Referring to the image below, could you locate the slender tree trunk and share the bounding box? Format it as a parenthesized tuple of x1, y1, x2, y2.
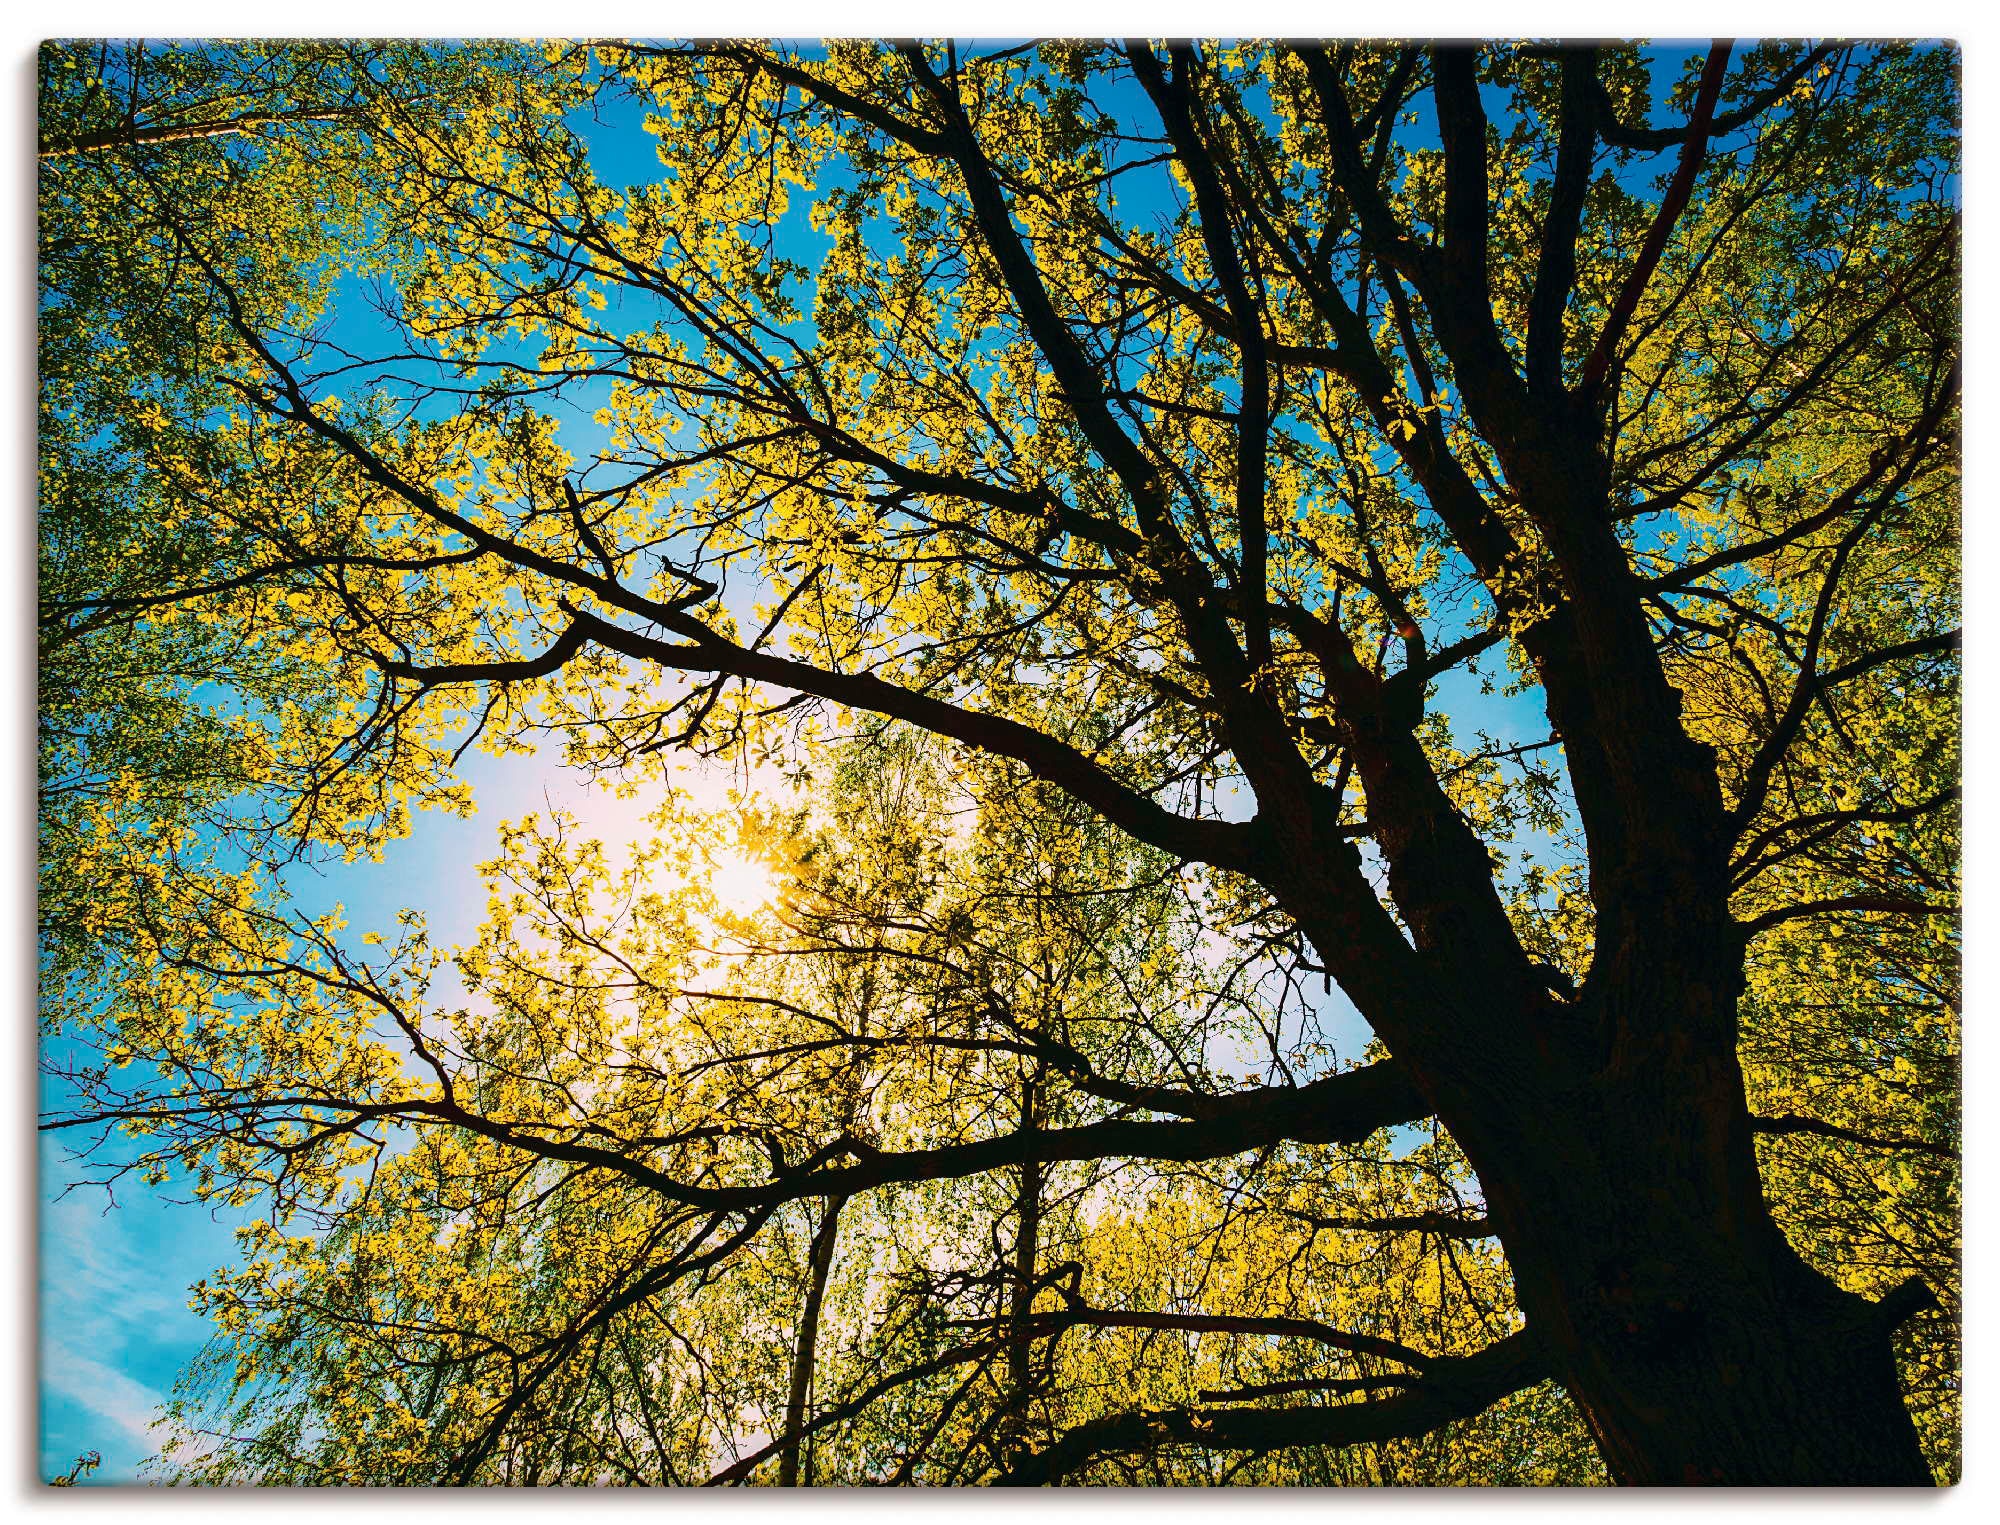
(1007, 1065, 1046, 1405)
(778, 1193, 847, 1487)
(997, 1066, 1047, 1466)
(1008, 1154, 1044, 1404)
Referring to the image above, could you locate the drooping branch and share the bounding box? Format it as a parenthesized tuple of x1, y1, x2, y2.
(704, 1336, 1005, 1485)
(444, 1205, 780, 1484)
(1738, 894, 1954, 935)
(40, 106, 361, 157)
(1280, 1208, 1495, 1240)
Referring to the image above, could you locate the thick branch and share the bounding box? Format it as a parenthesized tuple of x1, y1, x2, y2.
(1526, 48, 1598, 394)
(1739, 894, 1954, 935)
(997, 1327, 1547, 1484)
(1592, 43, 1839, 152)
(52, 1057, 1428, 1216)
(1576, 42, 1733, 398)
(1020, 1306, 1433, 1372)
(1751, 1113, 1954, 1161)
(566, 608, 1255, 873)
(1430, 46, 1494, 305)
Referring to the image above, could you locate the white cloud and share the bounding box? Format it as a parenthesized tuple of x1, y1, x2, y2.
(42, 1185, 189, 1332)
(44, 1344, 169, 1445)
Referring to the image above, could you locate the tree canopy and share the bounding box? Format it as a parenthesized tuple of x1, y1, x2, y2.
(39, 37, 1957, 1486)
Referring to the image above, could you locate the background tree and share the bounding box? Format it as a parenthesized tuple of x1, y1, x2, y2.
(141, 730, 1595, 1485)
(42, 38, 1958, 1485)
(36, 40, 534, 1034)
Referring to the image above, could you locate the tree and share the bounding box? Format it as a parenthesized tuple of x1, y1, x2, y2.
(49, 1450, 104, 1487)
(41, 39, 1958, 1485)
(37, 39, 526, 1029)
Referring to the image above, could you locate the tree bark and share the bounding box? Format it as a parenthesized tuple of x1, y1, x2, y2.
(1496, 1070, 1932, 1484)
(1408, 932, 1933, 1484)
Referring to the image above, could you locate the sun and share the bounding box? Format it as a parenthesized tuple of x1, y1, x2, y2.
(706, 846, 779, 919)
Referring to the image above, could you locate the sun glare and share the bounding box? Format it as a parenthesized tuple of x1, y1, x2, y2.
(707, 848, 778, 919)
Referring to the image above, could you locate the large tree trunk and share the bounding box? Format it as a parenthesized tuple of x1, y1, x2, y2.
(1439, 957, 1933, 1485)
(1504, 1124, 1931, 1484)
(1437, 433, 1937, 1484)
(1548, 1262, 1928, 1485)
